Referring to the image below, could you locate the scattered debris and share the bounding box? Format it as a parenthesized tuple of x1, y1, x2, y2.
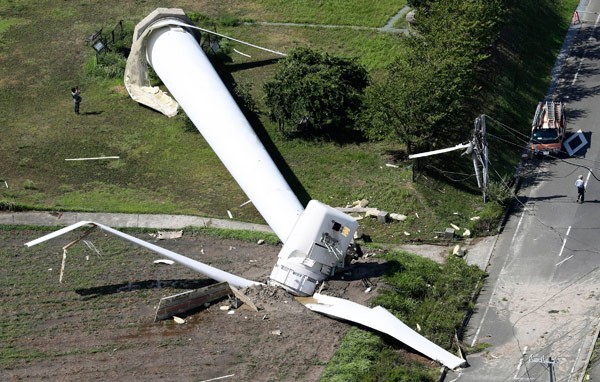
(445, 228, 455, 239)
(364, 287, 372, 293)
(450, 223, 460, 231)
(65, 156, 120, 161)
(227, 210, 233, 219)
(153, 259, 175, 265)
(256, 239, 265, 245)
(470, 216, 480, 221)
(385, 163, 399, 168)
(389, 213, 407, 221)
(198, 374, 235, 382)
(173, 316, 186, 324)
(229, 285, 259, 312)
(271, 330, 281, 336)
(156, 230, 183, 240)
(220, 305, 230, 311)
(377, 210, 389, 223)
(416, 323, 421, 332)
(403, 231, 411, 236)
(154, 282, 231, 321)
(1, 180, 7, 188)
(453, 245, 467, 258)
(227, 310, 235, 315)
(462, 229, 471, 237)
(239, 200, 252, 207)
(415, 212, 419, 219)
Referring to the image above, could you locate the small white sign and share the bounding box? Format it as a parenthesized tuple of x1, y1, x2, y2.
(564, 129, 588, 156)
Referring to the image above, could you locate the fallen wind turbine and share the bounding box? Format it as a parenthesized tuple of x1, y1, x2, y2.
(25, 8, 465, 370)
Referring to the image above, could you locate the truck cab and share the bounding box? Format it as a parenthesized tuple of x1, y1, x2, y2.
(530, 101, 566, 156)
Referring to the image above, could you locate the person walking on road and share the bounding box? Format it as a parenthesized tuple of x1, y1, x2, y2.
(575, 174, 586, 203)
(71, 86, 81, 115)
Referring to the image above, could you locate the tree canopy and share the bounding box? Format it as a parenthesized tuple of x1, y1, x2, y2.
(360, 0, 505, 154)
(263, 47, 369, 136)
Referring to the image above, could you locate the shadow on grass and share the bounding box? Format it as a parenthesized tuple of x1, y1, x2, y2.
(212, 58, 314, 205)
(226, 57, 282, 72)
(330, 261, 389, 281)
(75, 278, 215, 299)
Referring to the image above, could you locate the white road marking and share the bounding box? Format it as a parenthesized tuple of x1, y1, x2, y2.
(585, 170, 592, 186)
(514, 346, 528, 380)
(571, 13, 600, 85)
(556, 255, 574, 267)
(559, 226, 571, 257)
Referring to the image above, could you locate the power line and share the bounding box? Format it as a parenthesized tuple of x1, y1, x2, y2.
(484, 114, 532, 141)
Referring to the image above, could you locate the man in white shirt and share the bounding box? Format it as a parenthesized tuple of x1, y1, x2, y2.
(575, 175, 586, 203)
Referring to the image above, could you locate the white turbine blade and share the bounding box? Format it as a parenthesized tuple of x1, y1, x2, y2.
(297, 293, 466, 370)
(24, 221, 96, 247)
(25, 221, 262, 289)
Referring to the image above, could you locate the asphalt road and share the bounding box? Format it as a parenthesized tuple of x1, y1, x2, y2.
(447, 1, 600, 381)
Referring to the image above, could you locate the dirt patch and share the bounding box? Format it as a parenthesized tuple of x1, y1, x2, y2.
(1, 229, 389, 382)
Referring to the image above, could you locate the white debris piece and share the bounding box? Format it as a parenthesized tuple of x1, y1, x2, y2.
(156, 230, 183, 240)
(220, 306, 230, 311)
(257, 239, 265, 245)
(389, 213, 407, 221)
(462, 229, 471, 237)
(153, 259, 175, 265)
(450, 223, 460, 231)
(452, 245, 460, 256)
(404, 231, 411, 236)
(173, 316, 186, 324)
(271, 330, 281, 336)
(352, 199, 370, 208)
(470, 216, 480, 221)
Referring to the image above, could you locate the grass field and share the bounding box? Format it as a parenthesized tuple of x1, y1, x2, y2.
(0, 0, 578, 246)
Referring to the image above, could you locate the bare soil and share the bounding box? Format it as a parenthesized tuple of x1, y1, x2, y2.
(1, 229, 393, 382)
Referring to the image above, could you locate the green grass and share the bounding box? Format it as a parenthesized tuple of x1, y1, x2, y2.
(212, 0, 407, 27)
(321, 250, 485, 381)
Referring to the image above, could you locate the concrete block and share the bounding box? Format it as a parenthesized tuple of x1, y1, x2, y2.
(377, 211, 389, 223)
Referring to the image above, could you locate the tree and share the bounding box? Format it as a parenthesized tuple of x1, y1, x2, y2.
(263, 47, 369, 136)
(360, 0, 504, 155)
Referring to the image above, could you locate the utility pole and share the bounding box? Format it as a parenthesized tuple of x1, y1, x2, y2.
(472, 115, 489, 202)
(528, 355, 558, 382)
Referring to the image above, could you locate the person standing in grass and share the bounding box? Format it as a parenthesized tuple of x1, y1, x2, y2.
(71, 86, 81, 114)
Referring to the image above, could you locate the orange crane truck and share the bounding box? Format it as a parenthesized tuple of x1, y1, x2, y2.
(530, 101, 566, 156)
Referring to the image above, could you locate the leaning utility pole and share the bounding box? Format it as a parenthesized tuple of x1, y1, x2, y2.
(472, 115, 489, 202)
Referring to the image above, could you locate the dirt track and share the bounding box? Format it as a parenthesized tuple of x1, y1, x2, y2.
(1, 229, 390, 382)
